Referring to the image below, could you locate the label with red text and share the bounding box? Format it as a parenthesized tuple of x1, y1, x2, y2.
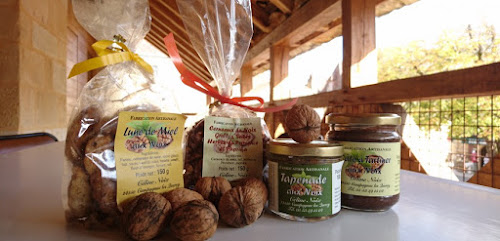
(202, 116, 263, 181)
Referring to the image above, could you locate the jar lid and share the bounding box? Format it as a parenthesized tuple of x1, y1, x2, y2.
(267, 139, 343, 157)
(325, 113, 401, 125)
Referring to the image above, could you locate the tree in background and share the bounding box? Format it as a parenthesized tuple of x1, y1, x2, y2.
(378, 24, 500, 82)
(379, 24, 500, 155)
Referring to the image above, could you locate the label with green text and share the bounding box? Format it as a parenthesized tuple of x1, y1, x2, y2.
(340, 141, 400, 197)
(268, 161, 343, 217)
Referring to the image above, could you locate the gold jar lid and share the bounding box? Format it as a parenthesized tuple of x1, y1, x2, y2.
(267, 139, 343, 157)
(325, 113, 401, 125)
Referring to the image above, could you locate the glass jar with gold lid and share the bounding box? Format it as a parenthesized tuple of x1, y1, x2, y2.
(326, 113, 401, 211)
(266, 139, 344, 222)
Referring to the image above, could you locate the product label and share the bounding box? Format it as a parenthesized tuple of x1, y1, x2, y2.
(340, 141, 400, 197)
(202, 116, 263, 181)
(114, 111, 186, 206)
(268, 161, 343, 217)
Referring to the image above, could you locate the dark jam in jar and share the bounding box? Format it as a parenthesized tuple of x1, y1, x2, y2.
(326, 113, 401, 211)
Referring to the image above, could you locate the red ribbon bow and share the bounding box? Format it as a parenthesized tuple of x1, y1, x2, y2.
(163, 33, 297, 112)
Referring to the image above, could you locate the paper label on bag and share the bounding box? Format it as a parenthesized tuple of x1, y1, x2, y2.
(115, 111, 186, 206)
(202, 116, 263, 181)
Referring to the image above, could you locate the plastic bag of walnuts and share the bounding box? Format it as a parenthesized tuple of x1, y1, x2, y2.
(170, 0, 285, 188)
(63, 0, 179, 227)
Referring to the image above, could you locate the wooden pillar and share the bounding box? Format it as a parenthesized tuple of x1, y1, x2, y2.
(268, 44, 290, 138)
(270, 44, 289, 101)
(240, 64, 253, 96)
(342, 0, 377, 89)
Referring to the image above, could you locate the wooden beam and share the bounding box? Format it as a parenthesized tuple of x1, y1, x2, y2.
(270, 44, 289, 101)
(342, 0, 377, 89)
(271, 63, 500, 108)
(240, 64, 253, 96)
(145, 35, 212, 83)
(270, 0, 293, 14)
(252, 2, 272, 33)
(245, 0, 341, 67)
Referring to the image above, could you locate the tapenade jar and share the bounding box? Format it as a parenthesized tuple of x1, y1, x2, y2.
(326, 113, 401, 211)
(266, 139, 344, 222)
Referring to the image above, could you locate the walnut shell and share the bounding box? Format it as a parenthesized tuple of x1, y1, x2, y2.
(195, 177, 231, 206)
(236, 177, 268, 209)
(170, 199, 218, 241)
(285, 104, 321, 143)
(122, 192, 172, 241)
(84, 134, 115, 176)
(90, 174, 118, 215)
(65, 106, 102, 165)
(218, 186, 264, 228)
(67, 166, 92, 219)
(163, 188, 203, 211)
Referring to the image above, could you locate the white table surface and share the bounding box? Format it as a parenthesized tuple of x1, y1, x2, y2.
(1, 142, 500, 241)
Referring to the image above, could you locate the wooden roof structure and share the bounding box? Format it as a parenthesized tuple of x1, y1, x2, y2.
(145, 0, 418, 83)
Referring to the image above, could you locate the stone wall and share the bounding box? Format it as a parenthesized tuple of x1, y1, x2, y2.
(0, 0, 68, 140)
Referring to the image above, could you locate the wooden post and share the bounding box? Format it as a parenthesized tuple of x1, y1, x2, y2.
(270, 44, 290, 101)
(342, 0, 377, 89)
(240, 64, 253, 96)
(268, 44, 290, 138)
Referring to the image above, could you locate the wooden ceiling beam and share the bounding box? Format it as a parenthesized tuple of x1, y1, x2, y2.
(145, 29, 212, 82)
(146, 26, 211, 80)
(149, 22, 205, 68)
(244, 0, 341, 67)
(269, 0, 293, 14)
(145, 35, 212, 82)
(251, 2, 272, 33)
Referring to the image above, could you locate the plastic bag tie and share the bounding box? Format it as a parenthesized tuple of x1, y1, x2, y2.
(68, 40, 153, 78)
(163, 33, 297, 113)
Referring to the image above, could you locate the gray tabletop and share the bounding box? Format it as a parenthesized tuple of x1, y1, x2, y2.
(1, 142, 499, 241)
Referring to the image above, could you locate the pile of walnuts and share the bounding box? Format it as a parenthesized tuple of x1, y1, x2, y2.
(65, 105, 160, 228)
(122, 176, 268, 241)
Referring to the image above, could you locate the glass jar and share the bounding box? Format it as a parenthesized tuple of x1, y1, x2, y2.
(326, 113, 401, 211)
(266, 139, 344, 222)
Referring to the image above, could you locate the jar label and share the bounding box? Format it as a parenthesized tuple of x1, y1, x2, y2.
(202, 116, 263, 181)
(340, 141, 400, 197)
(115, 111, 186, 207)
(268, 161, 343, 217)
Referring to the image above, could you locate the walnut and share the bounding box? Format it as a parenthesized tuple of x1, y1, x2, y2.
(90, 174, 118, 215)
(125, 135, 150, 153)
(67, 166, 92, 219)
(345, 162, 365, 178)
(65, 106, 102, 165)
(154, 131, 173, 149)
(163, 188, 203, 211)
(195, 177, 232, 206)
(84, 134, 115, 176)
(170, 200, 218, 241)
(285, 104, 321, 143)
(218, 186, 264, 228)
(235, 177, 268, 208)
(122, 192, 172, 241)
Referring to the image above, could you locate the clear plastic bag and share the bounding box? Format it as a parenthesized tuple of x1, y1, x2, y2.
(176, 0, 272, 187)
(63, 0, 178, 227)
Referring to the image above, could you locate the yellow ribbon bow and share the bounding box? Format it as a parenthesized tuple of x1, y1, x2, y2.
(67, 40, 153, 79)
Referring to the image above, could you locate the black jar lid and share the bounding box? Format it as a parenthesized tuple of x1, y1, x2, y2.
(267, 139, 343, 157)
(325, 113, 401, 125)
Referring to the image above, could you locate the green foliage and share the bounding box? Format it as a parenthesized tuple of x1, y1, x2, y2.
(379, 24, 500, 141)
(378, 24, 500, 83)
